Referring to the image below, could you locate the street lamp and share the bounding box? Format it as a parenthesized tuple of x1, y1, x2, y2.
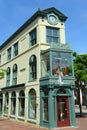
(78, 81, 84, 116)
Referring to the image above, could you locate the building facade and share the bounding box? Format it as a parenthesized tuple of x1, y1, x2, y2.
(0, 7, 76, 128)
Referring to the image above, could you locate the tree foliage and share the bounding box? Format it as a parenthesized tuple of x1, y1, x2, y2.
(0, 69, 6, 79)
(73, 52, 87, 86)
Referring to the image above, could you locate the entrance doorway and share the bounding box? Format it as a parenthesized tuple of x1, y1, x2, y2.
(56, 96, 70, 127)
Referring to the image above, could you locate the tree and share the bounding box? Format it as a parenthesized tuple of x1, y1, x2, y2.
(0, 69, 6, 79)
(73, 52, 87, 116)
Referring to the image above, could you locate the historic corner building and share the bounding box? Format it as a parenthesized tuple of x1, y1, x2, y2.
(0, 7, 76, 128)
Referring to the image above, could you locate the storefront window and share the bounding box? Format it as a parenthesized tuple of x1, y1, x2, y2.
(52, 51, 73, 76)
(29, 89, 36, 119)
(41, 52, 50, 77)
(11, 91, 16, 115)
(4, 92, 9, 114)
(0, 93, 3, 113)
(43, 98, 48, 121)
(19, 90, 25, 117)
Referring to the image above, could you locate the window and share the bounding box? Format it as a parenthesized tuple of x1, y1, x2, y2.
(41, 52, 50, 77)
(29, 55, 37, 81)
(13, 42, 18, 57)
(29, 89, 36, 119)
(11, 91, 16, 115)
(7, 47, 11, 60)
(0, 55, 1, 65)
(52, 51, 73, 76)
(43, 98, 48, 121)
(19, 90, 25, 117)
(29, 28, 37, 47)
(4, 92, 9, 114)
(12, 64, 18, 85)
(6, 67, 11, 86)
(46, 27, 59, 44)
(0, 93, 3, 114)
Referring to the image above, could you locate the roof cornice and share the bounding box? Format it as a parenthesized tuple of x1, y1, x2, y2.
(0, 7, 67, 51)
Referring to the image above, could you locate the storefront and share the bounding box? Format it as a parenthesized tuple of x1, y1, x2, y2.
(40, 44, 76, 128)
(0, 92, 3, 117)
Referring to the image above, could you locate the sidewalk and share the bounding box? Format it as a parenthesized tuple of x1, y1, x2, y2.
(0, 117, 87, 130)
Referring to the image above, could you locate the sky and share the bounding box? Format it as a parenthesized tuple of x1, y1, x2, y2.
(0, 0, 87, 54)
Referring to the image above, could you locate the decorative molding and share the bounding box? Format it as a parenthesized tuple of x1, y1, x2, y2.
(50, 43, 72, 50)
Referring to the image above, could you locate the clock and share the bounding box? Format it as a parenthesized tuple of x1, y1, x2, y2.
(47, 13, 58, 25)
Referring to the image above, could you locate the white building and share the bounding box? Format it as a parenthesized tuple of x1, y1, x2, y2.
(0, 7, 76, 128)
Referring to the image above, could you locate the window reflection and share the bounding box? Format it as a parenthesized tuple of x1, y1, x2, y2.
(4, 92, 9, 114)
(29, 89, 36, 119)
(41, 52, 50, 77)
(46, 27, 59, 44)
(43, 98, 48, 121)
(11, 91, 16, 115)
(52, 52, 72, 76)
(29, 55, 37, 81)
(19, 90, 25, 117)
(0, 93, 3, 113)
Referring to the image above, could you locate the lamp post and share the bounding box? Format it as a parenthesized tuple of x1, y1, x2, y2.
(78, 81, 84, 117)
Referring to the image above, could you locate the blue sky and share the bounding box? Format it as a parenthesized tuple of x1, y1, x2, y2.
(0, 0, 87, 54)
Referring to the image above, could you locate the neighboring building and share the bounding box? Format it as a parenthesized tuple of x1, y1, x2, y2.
(0, 7, 76, 128)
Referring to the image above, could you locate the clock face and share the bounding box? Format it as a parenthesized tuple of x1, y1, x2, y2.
(49, 15, 56, 23)
(47, 14, 58, 25)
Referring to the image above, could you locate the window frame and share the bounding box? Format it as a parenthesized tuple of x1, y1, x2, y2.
(29, 28, 37, 47)
(28, 89, 36, 119)
(13, 42, 18, 57)
(7, 47, 12, 60)
(46, 27, 59, 44)
(18, 90, 25, 117)
(4, 92, 9, 114)
(12, 64, 18, 85)
(11, 91, 16, 115)
(29, 55, 37, 81)
(6, 67, 11, 86)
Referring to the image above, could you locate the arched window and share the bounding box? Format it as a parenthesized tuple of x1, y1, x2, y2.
(29, 55, 37, 81)
(19, 90, 25, 117)
(0, 93, 3, 114)
(57, 89, 66, 94)
(11, 91, 16, 115)
(4, 92, 9, 114)
(12, 64, 18, 85)
(6, 67, 11, 86)
(29, 89, 36, 119)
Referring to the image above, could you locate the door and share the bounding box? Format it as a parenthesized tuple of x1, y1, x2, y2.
(56, 96, 70, 127)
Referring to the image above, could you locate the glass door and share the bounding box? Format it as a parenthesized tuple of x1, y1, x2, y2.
(56, 96, 70, 127)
